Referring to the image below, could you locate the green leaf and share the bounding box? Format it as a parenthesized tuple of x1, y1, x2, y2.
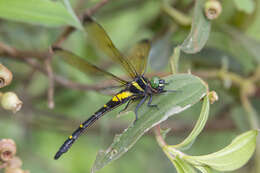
(0, 0, 82, 29)
(91, 74, 207, 173)
(173, 159, 187, 173)
(181, 0, 211, 54)
(233, 0, 255, 14)
(160, 127, 172, 140)
(149, 30, 173, 71)
(172, 95, 210, 150)
(184, 130, 258, 171)
(246, 1, 260, 40)
(195, 166, 213, 173)
(62, 0, 83, 30)
(221, 24, 260, 64)
(173, 157, 197, 173)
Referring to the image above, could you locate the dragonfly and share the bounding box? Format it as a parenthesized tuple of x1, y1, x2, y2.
(52, 16, 169, 160)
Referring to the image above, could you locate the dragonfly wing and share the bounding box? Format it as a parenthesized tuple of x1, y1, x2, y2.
(52, 46, 127, 85)
(83, 16, 137, 79)
(126, 39, 151, 75)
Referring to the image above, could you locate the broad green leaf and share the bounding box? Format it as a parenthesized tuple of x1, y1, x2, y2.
(91, 74, 207, 173)
(173, 156, 197, 173)
(184, 130, 258, 171)
(233, 0, 255, 14)
(0, 0, 82, 29)
(181, 0, 211, 54)
(172, 95, 210, 150)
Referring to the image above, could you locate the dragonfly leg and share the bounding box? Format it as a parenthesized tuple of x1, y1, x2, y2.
(119, 99, 132, 113)
(147, 95, 159, 110)
(134, 95, 148, 123)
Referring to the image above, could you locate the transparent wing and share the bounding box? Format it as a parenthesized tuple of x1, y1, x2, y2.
(126, 39, 151, 75)
(52, 46, 127, 85)
(83, 16, 137, 79)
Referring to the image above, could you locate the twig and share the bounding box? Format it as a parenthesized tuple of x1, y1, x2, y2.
(45, 55, 55, 109)
(0, 42, 46, 60)
(84, 0, 109, 16)
(0, 45, 115, 92)
(162, 2, 191, 26)
(24, 58, 104, 91)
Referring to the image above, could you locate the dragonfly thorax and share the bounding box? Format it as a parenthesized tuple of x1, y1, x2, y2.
(128, 76, 165, 95)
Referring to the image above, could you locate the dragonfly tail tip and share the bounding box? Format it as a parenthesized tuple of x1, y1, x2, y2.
(54, 152, 61, 160)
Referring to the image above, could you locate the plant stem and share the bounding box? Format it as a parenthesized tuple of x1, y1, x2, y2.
(170, 46, 181, 74)
(154, 125, 167, 148)
(162, 2, 191, 26)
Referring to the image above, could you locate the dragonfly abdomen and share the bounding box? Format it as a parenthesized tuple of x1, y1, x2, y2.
(54, 91, 133, 160)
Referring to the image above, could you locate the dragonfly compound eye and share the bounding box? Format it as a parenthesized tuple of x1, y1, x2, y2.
(150, 76, 160, 89)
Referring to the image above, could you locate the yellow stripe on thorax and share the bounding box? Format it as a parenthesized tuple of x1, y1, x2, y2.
(132, 81, 144, 92)
(112, 91, 133, 102)
(141, 77, 147, 84)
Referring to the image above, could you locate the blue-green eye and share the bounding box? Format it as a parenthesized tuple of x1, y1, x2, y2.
(150, 76, 160, 89)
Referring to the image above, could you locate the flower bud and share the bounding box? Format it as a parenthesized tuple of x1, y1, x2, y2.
(0, 139, 16, 162)
(1, 92, 22, 113)
(208, 91, 219, 104)
(0, 64, 13, 88)
(204, 0, 222, 20)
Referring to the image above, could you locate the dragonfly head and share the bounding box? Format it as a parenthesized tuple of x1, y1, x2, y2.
(150, 76, 165, 92)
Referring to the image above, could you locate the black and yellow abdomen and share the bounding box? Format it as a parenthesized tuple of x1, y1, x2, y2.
(54, 90, 134, 159)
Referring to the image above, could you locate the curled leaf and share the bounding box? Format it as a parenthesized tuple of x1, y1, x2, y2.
(184, 130, 258, 171)
(181, 0, 211, 54)
(171, 95, 210, 150)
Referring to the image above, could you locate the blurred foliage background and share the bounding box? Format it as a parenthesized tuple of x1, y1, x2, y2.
(0, 0, 260, 173)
